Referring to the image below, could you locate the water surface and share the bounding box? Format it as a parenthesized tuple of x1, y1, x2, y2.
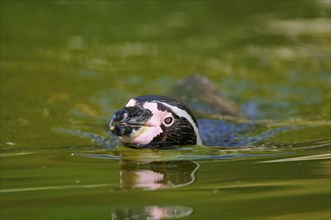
(1, 1, 330, 219)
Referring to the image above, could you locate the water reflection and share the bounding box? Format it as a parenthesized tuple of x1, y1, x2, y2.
(111, 205, 193, 220)
(114, 154, 197, 219)
(119, 159, 200, 190)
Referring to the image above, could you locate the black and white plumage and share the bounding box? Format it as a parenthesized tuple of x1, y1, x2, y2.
(110, 95, 202, 148)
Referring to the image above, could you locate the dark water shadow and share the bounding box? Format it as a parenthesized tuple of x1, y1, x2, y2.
(197, 119, 289, 147)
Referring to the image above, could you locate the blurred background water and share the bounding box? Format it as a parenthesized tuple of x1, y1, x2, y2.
(1, 1, 330, 220)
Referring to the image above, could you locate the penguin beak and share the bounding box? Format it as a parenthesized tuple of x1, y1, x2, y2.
(110, 105, 165, 146)
(109, 107, 151, 137)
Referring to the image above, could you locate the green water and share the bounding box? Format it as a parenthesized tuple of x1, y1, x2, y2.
(1, 1, 330, 220)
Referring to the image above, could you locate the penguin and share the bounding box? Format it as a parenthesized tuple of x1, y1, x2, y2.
(110, 95, 202, 148)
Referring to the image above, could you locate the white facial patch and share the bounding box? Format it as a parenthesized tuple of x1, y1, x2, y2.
(120, 126, 163, 145)
(125, 99, 137, 107)
(142, 102, 171, 127)
(159, 102, 202, 146)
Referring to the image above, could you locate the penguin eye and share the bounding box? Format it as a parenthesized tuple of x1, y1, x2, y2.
(163, 116, 173, 126)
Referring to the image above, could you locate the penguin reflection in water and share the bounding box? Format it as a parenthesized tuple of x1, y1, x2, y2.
(110, 95, 202, 148)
